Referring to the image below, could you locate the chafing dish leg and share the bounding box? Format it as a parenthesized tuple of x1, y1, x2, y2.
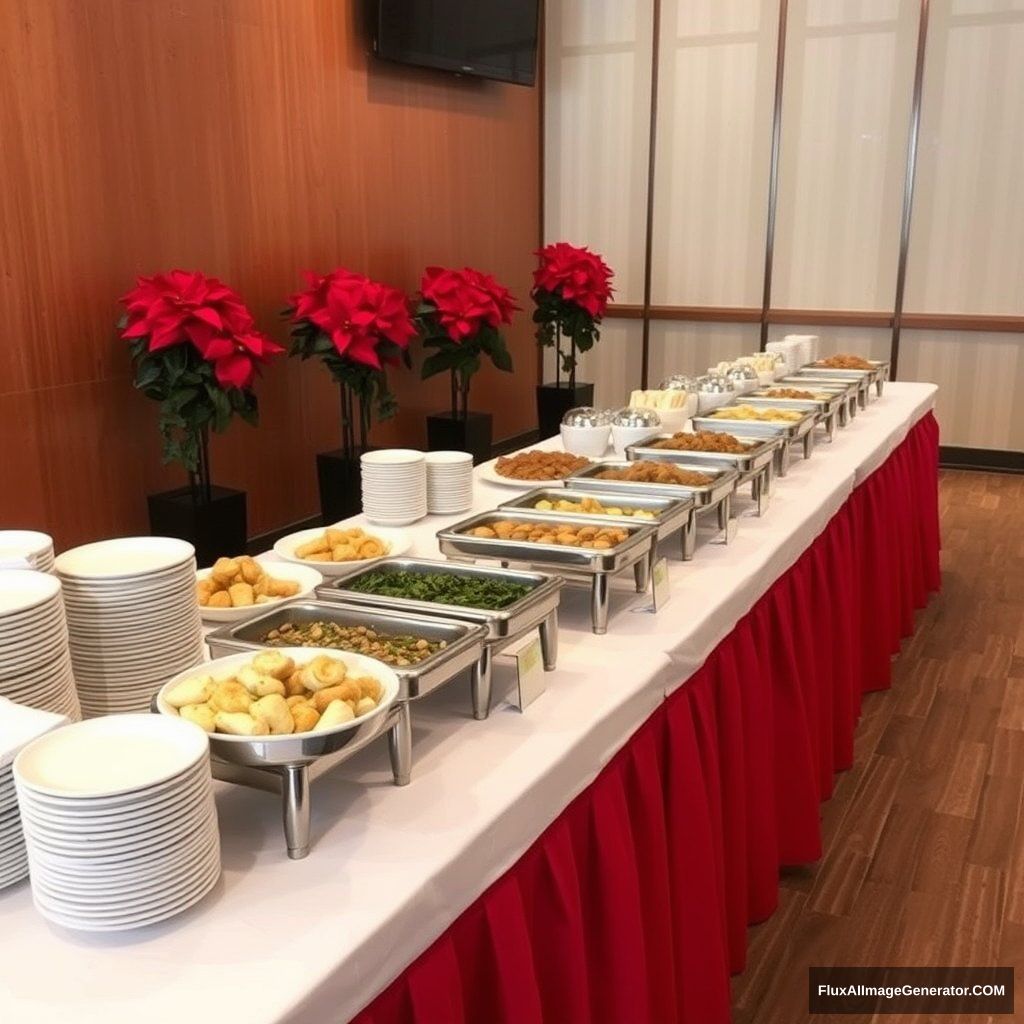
(282, 765, 311, 861)
(764, 458, 775, 495)
(387, 702, 413, 786)
(633, 556, 650, 593)
(717, 494, 732, 537)
(876, 378, 884, 397)
(777, 443, 790, 477)
(539, 610, 559, 670)
(824, 413, 835, 442)
(471, 646, 493, 720)
(803, 429, 815, 459)
(681, 511, 696, 561)
(858, 387, 867, 409)
(591, 575, 610, 634)
(838, 402, 848, 428)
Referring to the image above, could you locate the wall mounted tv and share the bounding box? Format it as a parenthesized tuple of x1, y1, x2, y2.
(374, 1, 540, 87)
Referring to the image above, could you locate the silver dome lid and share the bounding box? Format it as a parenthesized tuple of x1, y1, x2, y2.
(562, 406, 612, 427)
(725, 364, 758, 381)
(612, 406, 661, 428)
(696, 374, 736, 394)
(659, 374, 698, 391)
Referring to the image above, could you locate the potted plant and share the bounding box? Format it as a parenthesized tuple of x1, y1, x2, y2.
(119, 269, 284, 564)
(416, 265, 518, 463)
(286, 269, 415, 521)
(531, 242, 614, 438)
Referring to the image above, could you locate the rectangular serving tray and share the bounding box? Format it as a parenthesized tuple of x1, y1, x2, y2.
(317, 557, 563, 643)
(692, 405, 817, 443)
(777, 375, 861, 419)
(205, 600, 489, 703)
(799, 359, 889, 397)
(495, 486, 695, 548)
(436, 510, 657, 576)
(565, 459, 739, 507)
(624, 434, 779, 477)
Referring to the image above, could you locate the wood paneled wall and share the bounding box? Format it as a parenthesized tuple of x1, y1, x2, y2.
(0, 0, 540, 549)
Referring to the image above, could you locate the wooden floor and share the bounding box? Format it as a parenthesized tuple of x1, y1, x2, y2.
(732, 469, 1024, 1024)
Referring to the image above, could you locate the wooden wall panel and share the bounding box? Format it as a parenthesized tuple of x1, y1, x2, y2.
(0, 0, 540, 548)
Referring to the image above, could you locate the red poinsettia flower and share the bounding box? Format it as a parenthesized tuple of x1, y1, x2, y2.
(532, 242, 614, 319)
(119, 269, 282, 388)
(421, 266, 519, 342)
(289, 268, 416, 368)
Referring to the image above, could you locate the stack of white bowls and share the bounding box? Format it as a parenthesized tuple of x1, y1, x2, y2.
(0, 697, 70, 890)
(55, 537, 203, 717)
(425, 451, 474, 514)
(361, 449, 428, 525)
(0, 571, 81, 720)
(14, 714, 220, 931)
(0, 531, 55, 572)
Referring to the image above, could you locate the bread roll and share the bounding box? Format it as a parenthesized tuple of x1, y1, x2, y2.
(208, 679, 252, 714)
(252, 651, 295, 680)
(314, 699, 356, 731)
(250, 694, 294, 735)
(214, 711, 269, 736)
(164, 675, 213, 709)
(290, 704, 320, 733)
(179, 703, 216, 733)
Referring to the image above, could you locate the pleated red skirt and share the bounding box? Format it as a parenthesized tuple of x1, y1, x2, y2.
(353, 412, 941, 1024)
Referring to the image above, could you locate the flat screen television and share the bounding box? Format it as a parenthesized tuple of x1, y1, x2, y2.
(374, 1, 540, 86)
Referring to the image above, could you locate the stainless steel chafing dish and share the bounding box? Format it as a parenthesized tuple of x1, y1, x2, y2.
(691, 404, 818, 470)
(318, 557, 563, 712)
(436, 511, 657, 636)
(206, 600, 490, 790)
(565, 459, 739, 545)
(777, 375, 860, 422)
(742, 391, 842, 442)
(797, 358, 889, 401)
(496, 485, 697, 561)
(623, 434, 780, 516)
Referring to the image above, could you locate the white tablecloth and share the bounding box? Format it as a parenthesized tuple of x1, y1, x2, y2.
(0, 382, 937, 1024)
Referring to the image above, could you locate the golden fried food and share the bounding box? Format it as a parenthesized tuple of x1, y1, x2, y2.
(463, 519, 630, 549)
(815, 354, 874, 370)
(197, 555, 301, 609)
(294, 527, 390, 564)
(709, 405, 803, 423)
(594, 461, 714, 487)
(756, 387, 822, 400)
(166, 653, 385, 738)
(650, 431, 753, 454)
(494, 450, 591, 480)
(532, 496, 656, 519)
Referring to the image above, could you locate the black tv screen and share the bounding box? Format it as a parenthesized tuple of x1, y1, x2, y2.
(375, 1, 540, 86)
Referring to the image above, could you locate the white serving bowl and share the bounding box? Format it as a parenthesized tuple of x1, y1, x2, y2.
(273, 525, 412, 576)
(195, 561, 323, 623)
(611, 424, 662, 457)
(559, 423, 610, 457)
(156, 647, 401, 766)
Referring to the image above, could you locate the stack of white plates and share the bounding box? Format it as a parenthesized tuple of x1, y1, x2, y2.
(425, 451, 474, 514)
(0, 571, 81, 720)
(14, 714, 220, 932)
(361, 449, 428, 525)
(55, 538, 203, 717)
(0, 531, 55, 572)
(0, 697, 70, 890)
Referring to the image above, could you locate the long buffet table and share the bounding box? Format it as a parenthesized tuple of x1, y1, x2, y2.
(0, 382, 940, 1024)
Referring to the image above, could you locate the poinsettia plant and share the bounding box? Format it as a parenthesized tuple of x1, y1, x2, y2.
(119, 270, 283, 498)
(286, 269, 415, 457)
(416, 266, 518, 419)
(531, 242, 614, 388)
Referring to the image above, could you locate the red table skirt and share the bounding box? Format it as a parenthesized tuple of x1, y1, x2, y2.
(353, 413, 941, 1024)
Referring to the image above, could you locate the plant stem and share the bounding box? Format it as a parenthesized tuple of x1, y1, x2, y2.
(555, 325, 561, 389)
(570, 332, 577, 391)
(358, 391, 369, 451)
(450, 369, 458, 420)
(197, 425, 212, 503)
(341, 383, 356, 461)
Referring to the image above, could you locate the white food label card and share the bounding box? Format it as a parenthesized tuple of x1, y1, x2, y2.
(506, 637, 545, 711)
(651, 557, 671, 611)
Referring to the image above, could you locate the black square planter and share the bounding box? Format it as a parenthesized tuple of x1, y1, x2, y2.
(316, 448, 365, 524)
(536, 381, 595, 439)
(147, 485, 247, 566)
(426, 411, 492, 465)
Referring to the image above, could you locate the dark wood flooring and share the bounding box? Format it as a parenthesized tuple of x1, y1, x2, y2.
(732, 469, 1024, 1024)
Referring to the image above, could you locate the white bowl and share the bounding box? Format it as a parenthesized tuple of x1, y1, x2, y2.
(560, 423, 610, 457)
(195, 562, 323, 623)
(156, 647, 400, 745)
(273, 525, 411, 576)
(611, 424, 663, 457)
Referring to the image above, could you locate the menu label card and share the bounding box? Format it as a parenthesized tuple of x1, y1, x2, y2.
(511, 637, 545, 711)
(651, 557, 671, 611)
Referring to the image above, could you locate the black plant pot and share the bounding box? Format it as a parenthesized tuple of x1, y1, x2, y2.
(316, 448, 367, 524)
(536, 381, 595, 439)
(147, 485, 247, 566)
(426, 411, 493, 465)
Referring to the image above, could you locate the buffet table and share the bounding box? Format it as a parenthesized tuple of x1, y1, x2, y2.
(0, 383, 940, 1024)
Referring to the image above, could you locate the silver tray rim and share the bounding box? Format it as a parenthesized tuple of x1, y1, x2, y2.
(691, 406, 817, 440)
(624, 433, 779, 474)
(565, 459, 738, 505)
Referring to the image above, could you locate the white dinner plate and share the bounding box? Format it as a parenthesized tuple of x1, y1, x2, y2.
(54, 537, 195, 580)
(274, 526, 412, 576)
(0, 571, 62, 617)
(479, 463, 585, 489)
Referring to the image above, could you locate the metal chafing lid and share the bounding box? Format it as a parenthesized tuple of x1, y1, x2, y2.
(612, 406, 661, 428)
(696, 374, 736, 394)
(561, 406, 613, 427)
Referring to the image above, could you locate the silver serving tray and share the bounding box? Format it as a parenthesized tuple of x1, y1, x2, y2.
(692, 404, 817, 441)
(745, 391, 845, 418)
(436, 510, 657, 575)
(624, 434, 779, 476)
(317, 557, 563, 642)
(777, 375, 861, 415)
(495, 486, 694, 545)
(800, 359, 888, 396)
(566, 460, 738, 506)
(205, 600, 488, 702)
